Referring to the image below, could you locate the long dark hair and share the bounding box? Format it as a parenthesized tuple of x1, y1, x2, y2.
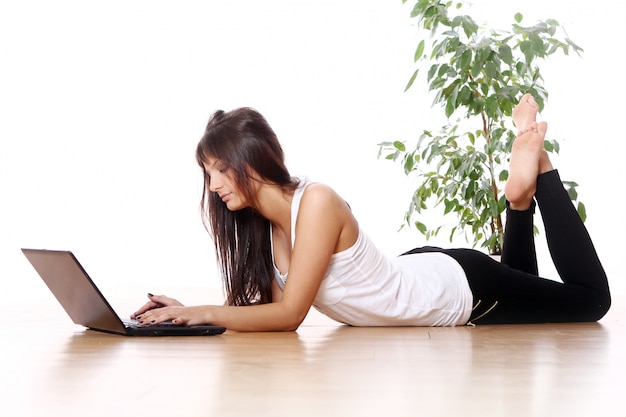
(196, 107, 299, 306)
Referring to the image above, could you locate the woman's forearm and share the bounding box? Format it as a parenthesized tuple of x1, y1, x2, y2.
(202, 301, 308, 332)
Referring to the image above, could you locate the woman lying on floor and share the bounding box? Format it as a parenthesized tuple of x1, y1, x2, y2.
(132, 94, 610, 331)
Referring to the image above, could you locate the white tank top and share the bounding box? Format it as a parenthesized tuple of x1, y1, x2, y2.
(272, 178, 473, 326)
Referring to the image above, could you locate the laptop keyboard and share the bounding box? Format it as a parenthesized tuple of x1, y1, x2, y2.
(124, 320, 175, 328)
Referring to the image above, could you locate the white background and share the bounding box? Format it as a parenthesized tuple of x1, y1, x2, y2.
(1, 0, 624, 306)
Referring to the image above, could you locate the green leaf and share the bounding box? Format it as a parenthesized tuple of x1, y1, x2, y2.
(566, 187, 578, 201)
(577, 202, 587, 222)
(565, 37, 584, 55)
(409, 2, 422, 18)
(461, 16, 479, 38)
(485, 61, 498, 80)
(449, 226, 457, 242)
(393, 141, 406, 152)
(427, 64, 438, 83)
(544, 140, 554, 152)
(458, 49, 472, 71)
(414, 40, 425, 62)
(499, 44, 513, 65)
(445, 99, 455, 117)
(514, 13, 523, 23)
(485, 95, 499, 119)
(403, 155, 415, 174)
(444, 199, 454, 214)
(405, 69, 419, 92)
(415, 221, 428, 235)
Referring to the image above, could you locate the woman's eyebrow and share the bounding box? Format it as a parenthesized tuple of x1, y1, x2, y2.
(204, 159, 220, 171)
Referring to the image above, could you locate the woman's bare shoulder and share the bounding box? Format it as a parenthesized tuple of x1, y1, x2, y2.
(300, 182, 347, 207)
(298, 182, 358, 252)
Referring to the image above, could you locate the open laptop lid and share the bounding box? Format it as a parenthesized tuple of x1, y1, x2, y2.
(21, 249, 225, 336)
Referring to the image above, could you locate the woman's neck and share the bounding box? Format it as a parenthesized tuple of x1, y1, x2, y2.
(255, 183, 294, 234)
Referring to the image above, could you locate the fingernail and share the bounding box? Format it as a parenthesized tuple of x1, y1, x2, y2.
(148, 293, 154, 297)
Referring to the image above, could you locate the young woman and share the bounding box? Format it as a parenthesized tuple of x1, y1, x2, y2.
(131, 95, 611, 331)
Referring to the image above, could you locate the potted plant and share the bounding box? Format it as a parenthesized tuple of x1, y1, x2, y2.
(379, 0, 586, 255)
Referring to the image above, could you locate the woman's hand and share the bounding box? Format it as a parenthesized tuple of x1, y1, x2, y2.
(131, 293, 212, 326)
(130, 293, 183, 320)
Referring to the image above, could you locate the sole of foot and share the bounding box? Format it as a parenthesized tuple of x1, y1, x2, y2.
(505, 121, 548, 210)
(512, 93, 539, 134)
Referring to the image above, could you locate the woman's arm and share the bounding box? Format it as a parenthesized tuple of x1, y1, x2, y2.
(133, 184, 356, 332)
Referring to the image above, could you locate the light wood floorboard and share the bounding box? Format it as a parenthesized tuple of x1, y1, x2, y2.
(2, 290, 625, 417)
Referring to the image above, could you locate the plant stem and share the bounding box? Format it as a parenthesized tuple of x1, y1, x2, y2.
(482, 111, 504, 255)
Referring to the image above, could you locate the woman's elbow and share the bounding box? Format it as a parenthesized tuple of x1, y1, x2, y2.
(278, 305, 309, 331)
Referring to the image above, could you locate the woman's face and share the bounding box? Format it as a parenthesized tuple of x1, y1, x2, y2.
(203, 156, 249, 211)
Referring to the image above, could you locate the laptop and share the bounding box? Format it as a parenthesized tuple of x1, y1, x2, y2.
(21, 248, 226, 336)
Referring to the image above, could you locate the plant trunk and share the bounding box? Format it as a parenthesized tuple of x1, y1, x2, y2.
(483, 112, 504, 256)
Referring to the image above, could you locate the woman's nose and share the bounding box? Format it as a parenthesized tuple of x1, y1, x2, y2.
(208, 176, 222, 193)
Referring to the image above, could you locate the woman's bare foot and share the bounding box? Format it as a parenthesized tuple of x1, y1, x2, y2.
(505, 121, 549, 210)
(512, 93, 539, 134)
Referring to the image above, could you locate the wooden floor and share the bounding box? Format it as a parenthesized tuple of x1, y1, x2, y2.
(2, 290, 625, 417)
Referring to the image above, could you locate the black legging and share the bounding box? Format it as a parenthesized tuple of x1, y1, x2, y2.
(402, 170, 611, 325)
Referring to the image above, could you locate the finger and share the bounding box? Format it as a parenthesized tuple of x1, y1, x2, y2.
(135, 306, 190, 326)
(136, 292, 171, 314)
(135, 309, 169, 325)
(147, 311, 186, 326)
(148, 293, 184, 307)
(131, 300, 163, 319)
